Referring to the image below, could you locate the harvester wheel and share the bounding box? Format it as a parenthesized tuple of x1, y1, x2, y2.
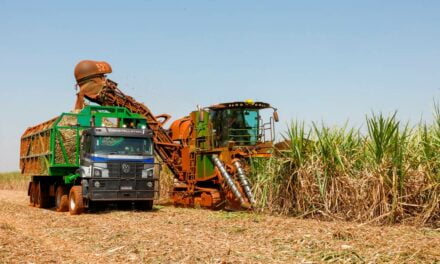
(55, 186, 69, 212)
(69, 186, 84, 215)
(134, 200, 153, 211)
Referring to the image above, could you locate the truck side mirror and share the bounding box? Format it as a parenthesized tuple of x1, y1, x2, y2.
(273, 111, 279, 122)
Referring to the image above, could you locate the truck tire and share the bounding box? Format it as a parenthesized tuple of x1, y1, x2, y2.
(69, 186, 84, 215)
(34, 182, 41, 208)
(134, 200, 153, 211)
(35, 182, 50, 208)
(55, 186, 69, 212)
(29, 182, 36, 206)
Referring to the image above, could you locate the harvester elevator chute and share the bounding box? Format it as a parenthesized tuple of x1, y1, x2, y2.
(233, 159, 256, 205)
(212, 155, 250, 209)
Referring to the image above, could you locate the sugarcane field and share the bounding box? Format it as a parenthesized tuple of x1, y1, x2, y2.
(1, 2, 440, 264)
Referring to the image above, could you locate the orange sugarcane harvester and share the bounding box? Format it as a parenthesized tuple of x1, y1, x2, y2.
(74, 60, 279, 210)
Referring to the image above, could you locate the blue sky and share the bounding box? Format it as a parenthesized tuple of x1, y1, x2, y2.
(0, 1, 439, 171)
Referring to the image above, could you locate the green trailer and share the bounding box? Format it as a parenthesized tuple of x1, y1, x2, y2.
(20, 106, 159, 214)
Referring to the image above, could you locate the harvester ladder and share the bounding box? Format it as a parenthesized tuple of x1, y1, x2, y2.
(188, 152, 196, 192)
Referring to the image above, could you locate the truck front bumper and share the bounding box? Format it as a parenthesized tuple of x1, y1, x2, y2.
(84, 178, 159, 201)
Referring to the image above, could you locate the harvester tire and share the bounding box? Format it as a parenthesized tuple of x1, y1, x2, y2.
(55, 186, 69, 212)
(134, 200, 153, 211)
(69, 186, 84, 215)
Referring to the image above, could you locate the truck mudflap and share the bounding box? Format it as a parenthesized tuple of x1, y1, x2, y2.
(83, 178, 159, 201)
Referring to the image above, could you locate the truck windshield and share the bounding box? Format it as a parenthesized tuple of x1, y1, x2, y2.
(93, 136, 153, 156)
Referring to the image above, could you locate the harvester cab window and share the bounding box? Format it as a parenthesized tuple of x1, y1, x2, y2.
(242, 110, 259, 144)
(212, 109, 259, 147)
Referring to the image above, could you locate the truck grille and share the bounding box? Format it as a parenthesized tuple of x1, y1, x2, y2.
(107, 162, 144, 178)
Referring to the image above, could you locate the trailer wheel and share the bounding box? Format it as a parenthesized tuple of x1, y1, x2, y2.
(134, 200, 153, 211)
(34, 182, 42, 208)
(55, 186, 69, 212)
(29, 182, 36, 206)
(35, 182, 50, 208)
(69, 186, 84, 215)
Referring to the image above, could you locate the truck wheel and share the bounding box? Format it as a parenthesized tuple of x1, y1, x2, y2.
(69, 186, 84, 215)
(55, 186, 69, 212)
(35, 182, 50, 208)
(134, 200, 153, 211)
(34, 182, 41, 208)
(29, 182, 36, 206)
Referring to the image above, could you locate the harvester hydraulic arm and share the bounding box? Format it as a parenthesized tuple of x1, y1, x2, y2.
(76, 77, 182, 179)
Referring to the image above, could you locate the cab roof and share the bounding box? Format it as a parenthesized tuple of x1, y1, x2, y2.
(208, 101, 271, 110)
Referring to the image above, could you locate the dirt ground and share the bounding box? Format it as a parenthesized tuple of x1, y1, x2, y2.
(0, 190, 438, 263)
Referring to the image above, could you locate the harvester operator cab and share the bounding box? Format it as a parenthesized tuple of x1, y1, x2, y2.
(209, 101, 278, 148)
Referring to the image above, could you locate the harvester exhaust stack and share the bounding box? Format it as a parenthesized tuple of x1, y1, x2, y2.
(233, 160, 255, 205)
(212, 155, 250, 209)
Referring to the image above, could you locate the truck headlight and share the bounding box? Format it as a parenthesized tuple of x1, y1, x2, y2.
(147, 182, 153, 188)
(93, 168, 109, 177)
(94, 169, 102, 177)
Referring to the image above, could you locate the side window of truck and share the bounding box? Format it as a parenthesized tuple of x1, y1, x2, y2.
(84, 135, 91, 154)
(81, 134, 91, 156)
